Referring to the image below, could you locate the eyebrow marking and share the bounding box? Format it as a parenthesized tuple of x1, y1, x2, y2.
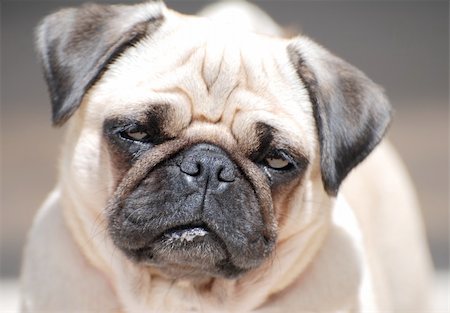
(150, 85, 195, 124)
(250, 122, 275, 161)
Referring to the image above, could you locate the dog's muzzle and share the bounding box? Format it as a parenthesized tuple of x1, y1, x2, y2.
(107, 143, 275, 278)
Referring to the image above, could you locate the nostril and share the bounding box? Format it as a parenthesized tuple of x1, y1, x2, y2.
(180, 160, 202, 176)
(218, 167, 235, 182)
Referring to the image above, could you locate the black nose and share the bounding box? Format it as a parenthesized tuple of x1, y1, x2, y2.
(179, 144, 236, 190)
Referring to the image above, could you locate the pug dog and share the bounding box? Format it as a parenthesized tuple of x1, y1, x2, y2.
(21, 1, 432, 312)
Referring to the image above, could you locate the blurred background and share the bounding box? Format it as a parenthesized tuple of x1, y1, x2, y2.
(1, 0, 448, 310)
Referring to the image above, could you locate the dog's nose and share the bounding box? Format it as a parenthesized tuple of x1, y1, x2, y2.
(179, 144, 236, 190)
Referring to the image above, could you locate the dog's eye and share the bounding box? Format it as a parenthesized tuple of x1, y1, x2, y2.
(263, 150, 294, 171)
(265, 157, 290, 170)
(120, 130, 150, 142)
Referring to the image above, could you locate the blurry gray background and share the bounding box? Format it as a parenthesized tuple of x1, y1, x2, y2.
(1, 0, 448, 279)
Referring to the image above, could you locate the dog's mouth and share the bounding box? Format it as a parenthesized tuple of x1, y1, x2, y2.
(161, 223, 210, 243)
(152, 222, 219, 250)
(120, 222, 245, 278)
(125, 222, 214, 252)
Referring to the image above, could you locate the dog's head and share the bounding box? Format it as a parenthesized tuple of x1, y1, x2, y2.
(36, 1, 391, 279)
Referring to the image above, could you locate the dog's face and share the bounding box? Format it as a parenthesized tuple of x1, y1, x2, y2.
(36, 2, 391, 279)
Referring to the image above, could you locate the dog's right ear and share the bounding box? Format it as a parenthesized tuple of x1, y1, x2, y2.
(36, 1, 165, 126)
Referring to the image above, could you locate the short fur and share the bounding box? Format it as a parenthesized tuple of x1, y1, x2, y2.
(22, 1, 432, 312)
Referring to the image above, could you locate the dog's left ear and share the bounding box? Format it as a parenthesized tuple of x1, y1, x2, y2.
(288, 37, 392, 196)
(36, 1, 165, 126)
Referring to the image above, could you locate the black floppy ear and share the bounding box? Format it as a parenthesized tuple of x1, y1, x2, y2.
(288, 37, 392, 196)
(36, 1, 165, 126)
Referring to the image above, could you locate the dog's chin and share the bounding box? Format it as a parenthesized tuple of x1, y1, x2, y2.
(120, 225, 248, 279)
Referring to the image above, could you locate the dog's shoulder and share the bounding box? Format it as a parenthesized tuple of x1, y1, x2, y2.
(21, 189, 119, 311)
(342, 141, 433, 311)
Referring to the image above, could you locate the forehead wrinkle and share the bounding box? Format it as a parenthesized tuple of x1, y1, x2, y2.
(201, 43, 224, 92)
(211, 44, 242, 95)
(149, 85, 194, 123)
(192, 40, 244, 123)
(270, 50, 289, 85)
(260, 58, 269, 84)
(175, 43, 204, 72)
(238, 41, 274, 92)
(201, 22, 246, 93)
(239, 49, 250, 90)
